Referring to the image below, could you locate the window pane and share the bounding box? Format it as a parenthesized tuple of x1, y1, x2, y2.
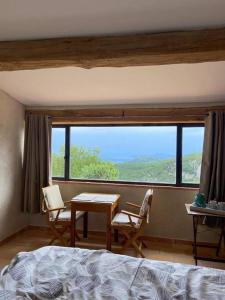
(70, 126, 177, 184)
(182, 127, 204, 184)
(52, 128, 65, 177)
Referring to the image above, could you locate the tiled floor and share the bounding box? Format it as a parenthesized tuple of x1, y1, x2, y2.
(0, 227, 225, 270)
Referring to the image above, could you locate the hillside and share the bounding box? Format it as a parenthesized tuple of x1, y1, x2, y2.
(52, 145, 202, 184)
(116, 153, 202, 184)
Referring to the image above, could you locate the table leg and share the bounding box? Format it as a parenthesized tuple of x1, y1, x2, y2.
(70, 209, 76, 247)
(216, 220, 225, 256)
(192, 215, 198, 266)
(114, 204, 119, 243)
(83, 212, 88, 239)
(106, 207, 112, 251)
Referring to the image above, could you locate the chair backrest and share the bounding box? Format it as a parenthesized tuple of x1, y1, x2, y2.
(139, 189, 153, 223)
(42, 185, 64, 219)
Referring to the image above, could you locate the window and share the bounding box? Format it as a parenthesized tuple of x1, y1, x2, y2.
(182, 126, 204, 184)
(51, 124, 204, 186)
(52, 127, 66, 178)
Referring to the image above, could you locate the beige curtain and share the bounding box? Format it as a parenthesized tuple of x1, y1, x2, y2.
(22, 114, 52, 213)
(200, 111, 225, 203)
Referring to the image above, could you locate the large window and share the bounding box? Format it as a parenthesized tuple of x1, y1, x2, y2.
(51, 124, 204, 186)
(52, 127, 65, 178)
(182, 126, 204, 184)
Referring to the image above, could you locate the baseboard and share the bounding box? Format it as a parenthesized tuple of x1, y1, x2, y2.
(0, 226, 29, 246)
(3, 225, 217, 248)
(140, 235, 218, 247)
(27, 225, 50, 231)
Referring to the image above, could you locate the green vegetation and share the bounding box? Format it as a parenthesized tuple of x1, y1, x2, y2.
(182, 153, 202, 184)
(52, 145, 118, 180)
(52, 145, 202, 184)
(116, 157, 176, 183)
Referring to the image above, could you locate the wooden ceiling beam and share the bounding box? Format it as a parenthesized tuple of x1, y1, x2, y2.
(52, 116, 204, 124)
(1, 27, 225, 71)
(26, 106, 225, 118)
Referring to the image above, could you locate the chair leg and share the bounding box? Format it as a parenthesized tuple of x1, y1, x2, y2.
(75, 231, 81, 241)
(130, 232, 145, 258)
(49, 225, 68, 246)
(48, 236, 57, 245)
(142, 240, 148, 248)
(139, 240, 143, 251)
(114, 229, 119, 243)
(59, 227, 69, 246)
(120, 231, 132, 252)
(133, 241, 145, 258)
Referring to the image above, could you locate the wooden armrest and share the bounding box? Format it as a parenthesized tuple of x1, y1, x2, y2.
(47, 207, 65, 212)
(121, 210, 144, 219)
(64, 200, 71, 206)
(125, 202, 141, 209)
(64, 200, 71, 204)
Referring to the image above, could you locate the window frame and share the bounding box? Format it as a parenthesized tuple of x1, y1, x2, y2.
(51, 123, 204, 187)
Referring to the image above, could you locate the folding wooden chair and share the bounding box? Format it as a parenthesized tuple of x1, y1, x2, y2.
(111, 189, 153, 258)
(42, 185, 86, 246)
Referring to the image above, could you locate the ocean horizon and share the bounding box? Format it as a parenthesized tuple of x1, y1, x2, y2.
(52, 126, 204, 163)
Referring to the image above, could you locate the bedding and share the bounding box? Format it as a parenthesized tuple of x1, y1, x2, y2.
(0, 246, 225, 299)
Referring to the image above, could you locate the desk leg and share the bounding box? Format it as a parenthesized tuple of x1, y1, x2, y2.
(70, 210, 76, 247)
(106, 207, 112, 251)
(193, 215, 198, 266)
(114, 205, 119, 243)
(83, 212, 88, 239)
(216, 220, 225, 256)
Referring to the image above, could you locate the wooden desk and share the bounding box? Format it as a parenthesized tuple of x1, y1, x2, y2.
(71, 193, 120, 250)
(185, 204, 225, 265)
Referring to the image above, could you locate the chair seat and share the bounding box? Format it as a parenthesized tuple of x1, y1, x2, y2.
(112, 213, 139, 228)
(51, 210, 84, 221)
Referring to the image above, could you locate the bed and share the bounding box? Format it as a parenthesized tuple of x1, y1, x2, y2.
(0, 246, 225, 299)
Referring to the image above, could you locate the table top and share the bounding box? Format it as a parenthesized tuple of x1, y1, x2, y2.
(71, 192, 120, 204)
(185, 203, 225, 218)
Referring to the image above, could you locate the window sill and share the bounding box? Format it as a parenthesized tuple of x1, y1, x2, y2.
(52, 179, 199, 191)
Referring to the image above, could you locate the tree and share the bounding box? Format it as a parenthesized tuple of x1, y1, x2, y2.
(52, 145, 65, 177)
(80, 162, 119, 180)
(52, 145, 119, 180)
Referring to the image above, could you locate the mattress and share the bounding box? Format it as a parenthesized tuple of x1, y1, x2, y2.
(0, 246, 225, 299)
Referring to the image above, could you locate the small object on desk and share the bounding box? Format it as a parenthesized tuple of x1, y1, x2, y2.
(218, 202, 225, 210)
(208, 200, 218, 209)
(190, 204, 225, 217)
(192, 192, 206, 208)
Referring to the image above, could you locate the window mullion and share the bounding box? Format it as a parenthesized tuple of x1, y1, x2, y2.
(176, 125, 182, 185)
(65, 126, 70, 180)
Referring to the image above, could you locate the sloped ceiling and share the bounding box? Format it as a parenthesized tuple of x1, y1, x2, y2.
(0, 0, 225, 106)
(1, 0, 225, 41)
(0, 62, 225, 106)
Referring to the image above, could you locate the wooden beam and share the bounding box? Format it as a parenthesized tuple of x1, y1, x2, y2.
(26, 106, 225, 118)
(52, 116, 204, 124)
(1, 28, 225, 71)
(26, 105, 225, 123)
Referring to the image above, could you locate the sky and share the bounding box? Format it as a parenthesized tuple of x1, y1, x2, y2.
(52, 126, 204, 163)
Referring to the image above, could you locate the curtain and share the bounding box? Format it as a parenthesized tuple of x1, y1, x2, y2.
(22, 114, 52, 213)
(200, 111, 225, 203)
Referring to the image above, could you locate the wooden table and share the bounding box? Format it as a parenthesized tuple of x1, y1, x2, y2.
(71, 193, 120, 250)
(185, 204, 225, 265)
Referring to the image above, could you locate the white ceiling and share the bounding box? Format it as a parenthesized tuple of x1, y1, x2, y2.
(0, 0, 225, 107)
(0, 0, 225, 41)
(1, 62, 225, 106)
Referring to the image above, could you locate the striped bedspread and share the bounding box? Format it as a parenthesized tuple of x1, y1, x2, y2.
(0, 246, 225, 299)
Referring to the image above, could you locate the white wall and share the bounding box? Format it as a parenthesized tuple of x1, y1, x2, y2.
(0, 90, 28, 241)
